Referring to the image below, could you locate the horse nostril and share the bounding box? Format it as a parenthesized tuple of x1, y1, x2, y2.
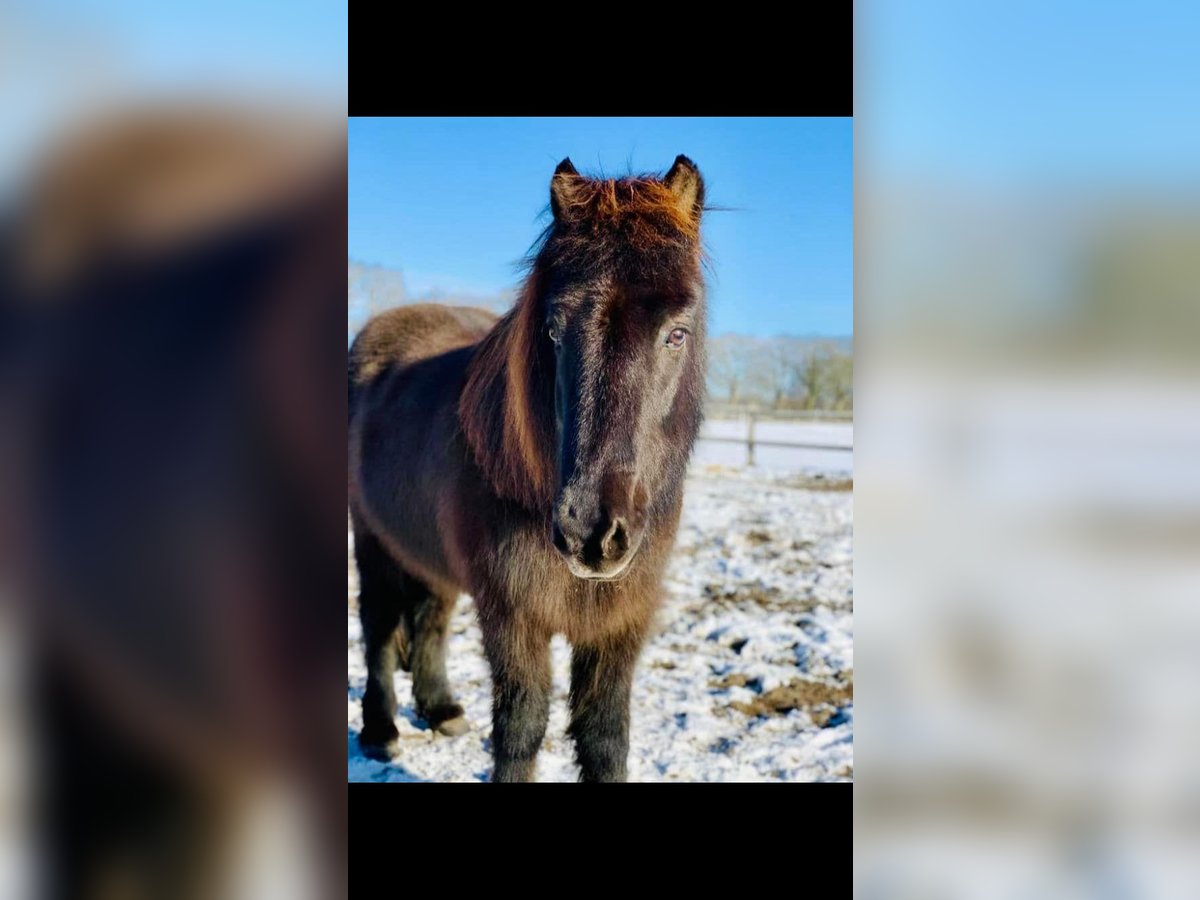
(551, 523, 570, 554)
(600, 517, 629, 560)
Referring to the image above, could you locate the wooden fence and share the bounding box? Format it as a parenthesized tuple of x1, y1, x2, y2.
(698, 409, 853, 467)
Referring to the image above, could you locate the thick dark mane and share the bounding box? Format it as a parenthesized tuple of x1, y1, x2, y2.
(458, 274, 556, 511)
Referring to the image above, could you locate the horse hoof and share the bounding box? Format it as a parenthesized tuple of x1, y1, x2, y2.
(359, 734, 400, 761)
(435, 715, 470, 737)
(420, 701, 466, 734)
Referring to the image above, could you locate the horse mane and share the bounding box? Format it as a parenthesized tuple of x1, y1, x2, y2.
(458, 171, 703, 512)
(458, 271, 556, 511)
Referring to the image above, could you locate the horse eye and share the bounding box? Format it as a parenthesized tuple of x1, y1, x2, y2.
(547, 323, 560, 344)
(666, 328, 688, 348)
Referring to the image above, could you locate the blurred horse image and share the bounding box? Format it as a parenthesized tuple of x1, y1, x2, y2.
(1, 107, 346, 899)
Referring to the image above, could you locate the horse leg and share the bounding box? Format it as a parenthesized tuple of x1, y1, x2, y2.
(480, 614, 551, 783)
(408, 586, 469, 736)
(568, 629, 646, 782)
(354, 526, 406, 761)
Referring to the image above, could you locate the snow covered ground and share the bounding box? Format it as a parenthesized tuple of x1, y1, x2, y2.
(348, 439, 854, 783)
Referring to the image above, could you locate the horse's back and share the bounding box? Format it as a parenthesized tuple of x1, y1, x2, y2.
(349, 303, 497, 398)
(348, 304, 496, 592)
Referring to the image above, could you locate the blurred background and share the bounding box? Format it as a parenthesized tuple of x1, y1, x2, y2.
(856, 1, 1200, 896)
(347, 118, 856, 783)
(1, 1, 346, 898)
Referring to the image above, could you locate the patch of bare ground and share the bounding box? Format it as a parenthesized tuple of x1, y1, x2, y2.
(730, 672, 853, 725)
(711, 672, 759, 690)
(781, 473, 853, 492)
(702, 582, 823, 614)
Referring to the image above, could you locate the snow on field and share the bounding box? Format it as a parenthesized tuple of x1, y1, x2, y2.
(348, 456, 853, 783)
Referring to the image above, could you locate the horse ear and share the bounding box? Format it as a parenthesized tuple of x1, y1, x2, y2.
(550, 157, 581, 222)
(663, 155, 705, 221)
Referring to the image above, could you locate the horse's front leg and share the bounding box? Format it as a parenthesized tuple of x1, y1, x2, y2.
(480, 611, 551, 783)
(568, 629, 646, 783)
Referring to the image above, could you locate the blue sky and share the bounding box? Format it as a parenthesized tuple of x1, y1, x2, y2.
(349, 118, 853, 337)
(2, 1, 346, 198)
(26, 0, 347, 98)
(865, 1, 1200, 186)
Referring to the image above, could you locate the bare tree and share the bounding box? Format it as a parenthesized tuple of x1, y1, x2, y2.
(707, 335, 762, 405)
(797, 348, 824, 410)
(823, 351, 853, 410)
(764, 337, 811, 408)
(789, 343, 854, 410)
(706, 333, 853, 413)
(348, 260, 409, 339)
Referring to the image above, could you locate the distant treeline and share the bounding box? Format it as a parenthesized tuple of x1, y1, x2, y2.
(707, 334, 852, 412)
(349, 260, 852, 411)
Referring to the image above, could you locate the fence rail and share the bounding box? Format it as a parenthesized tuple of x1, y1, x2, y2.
(698, 410, 853, 466)
(704, 405, 853, 423)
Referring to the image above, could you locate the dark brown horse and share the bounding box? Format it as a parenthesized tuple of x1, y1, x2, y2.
(348, 155, 707, 782)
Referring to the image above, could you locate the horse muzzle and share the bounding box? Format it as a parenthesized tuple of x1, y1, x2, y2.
(550, 506, 643, 580)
